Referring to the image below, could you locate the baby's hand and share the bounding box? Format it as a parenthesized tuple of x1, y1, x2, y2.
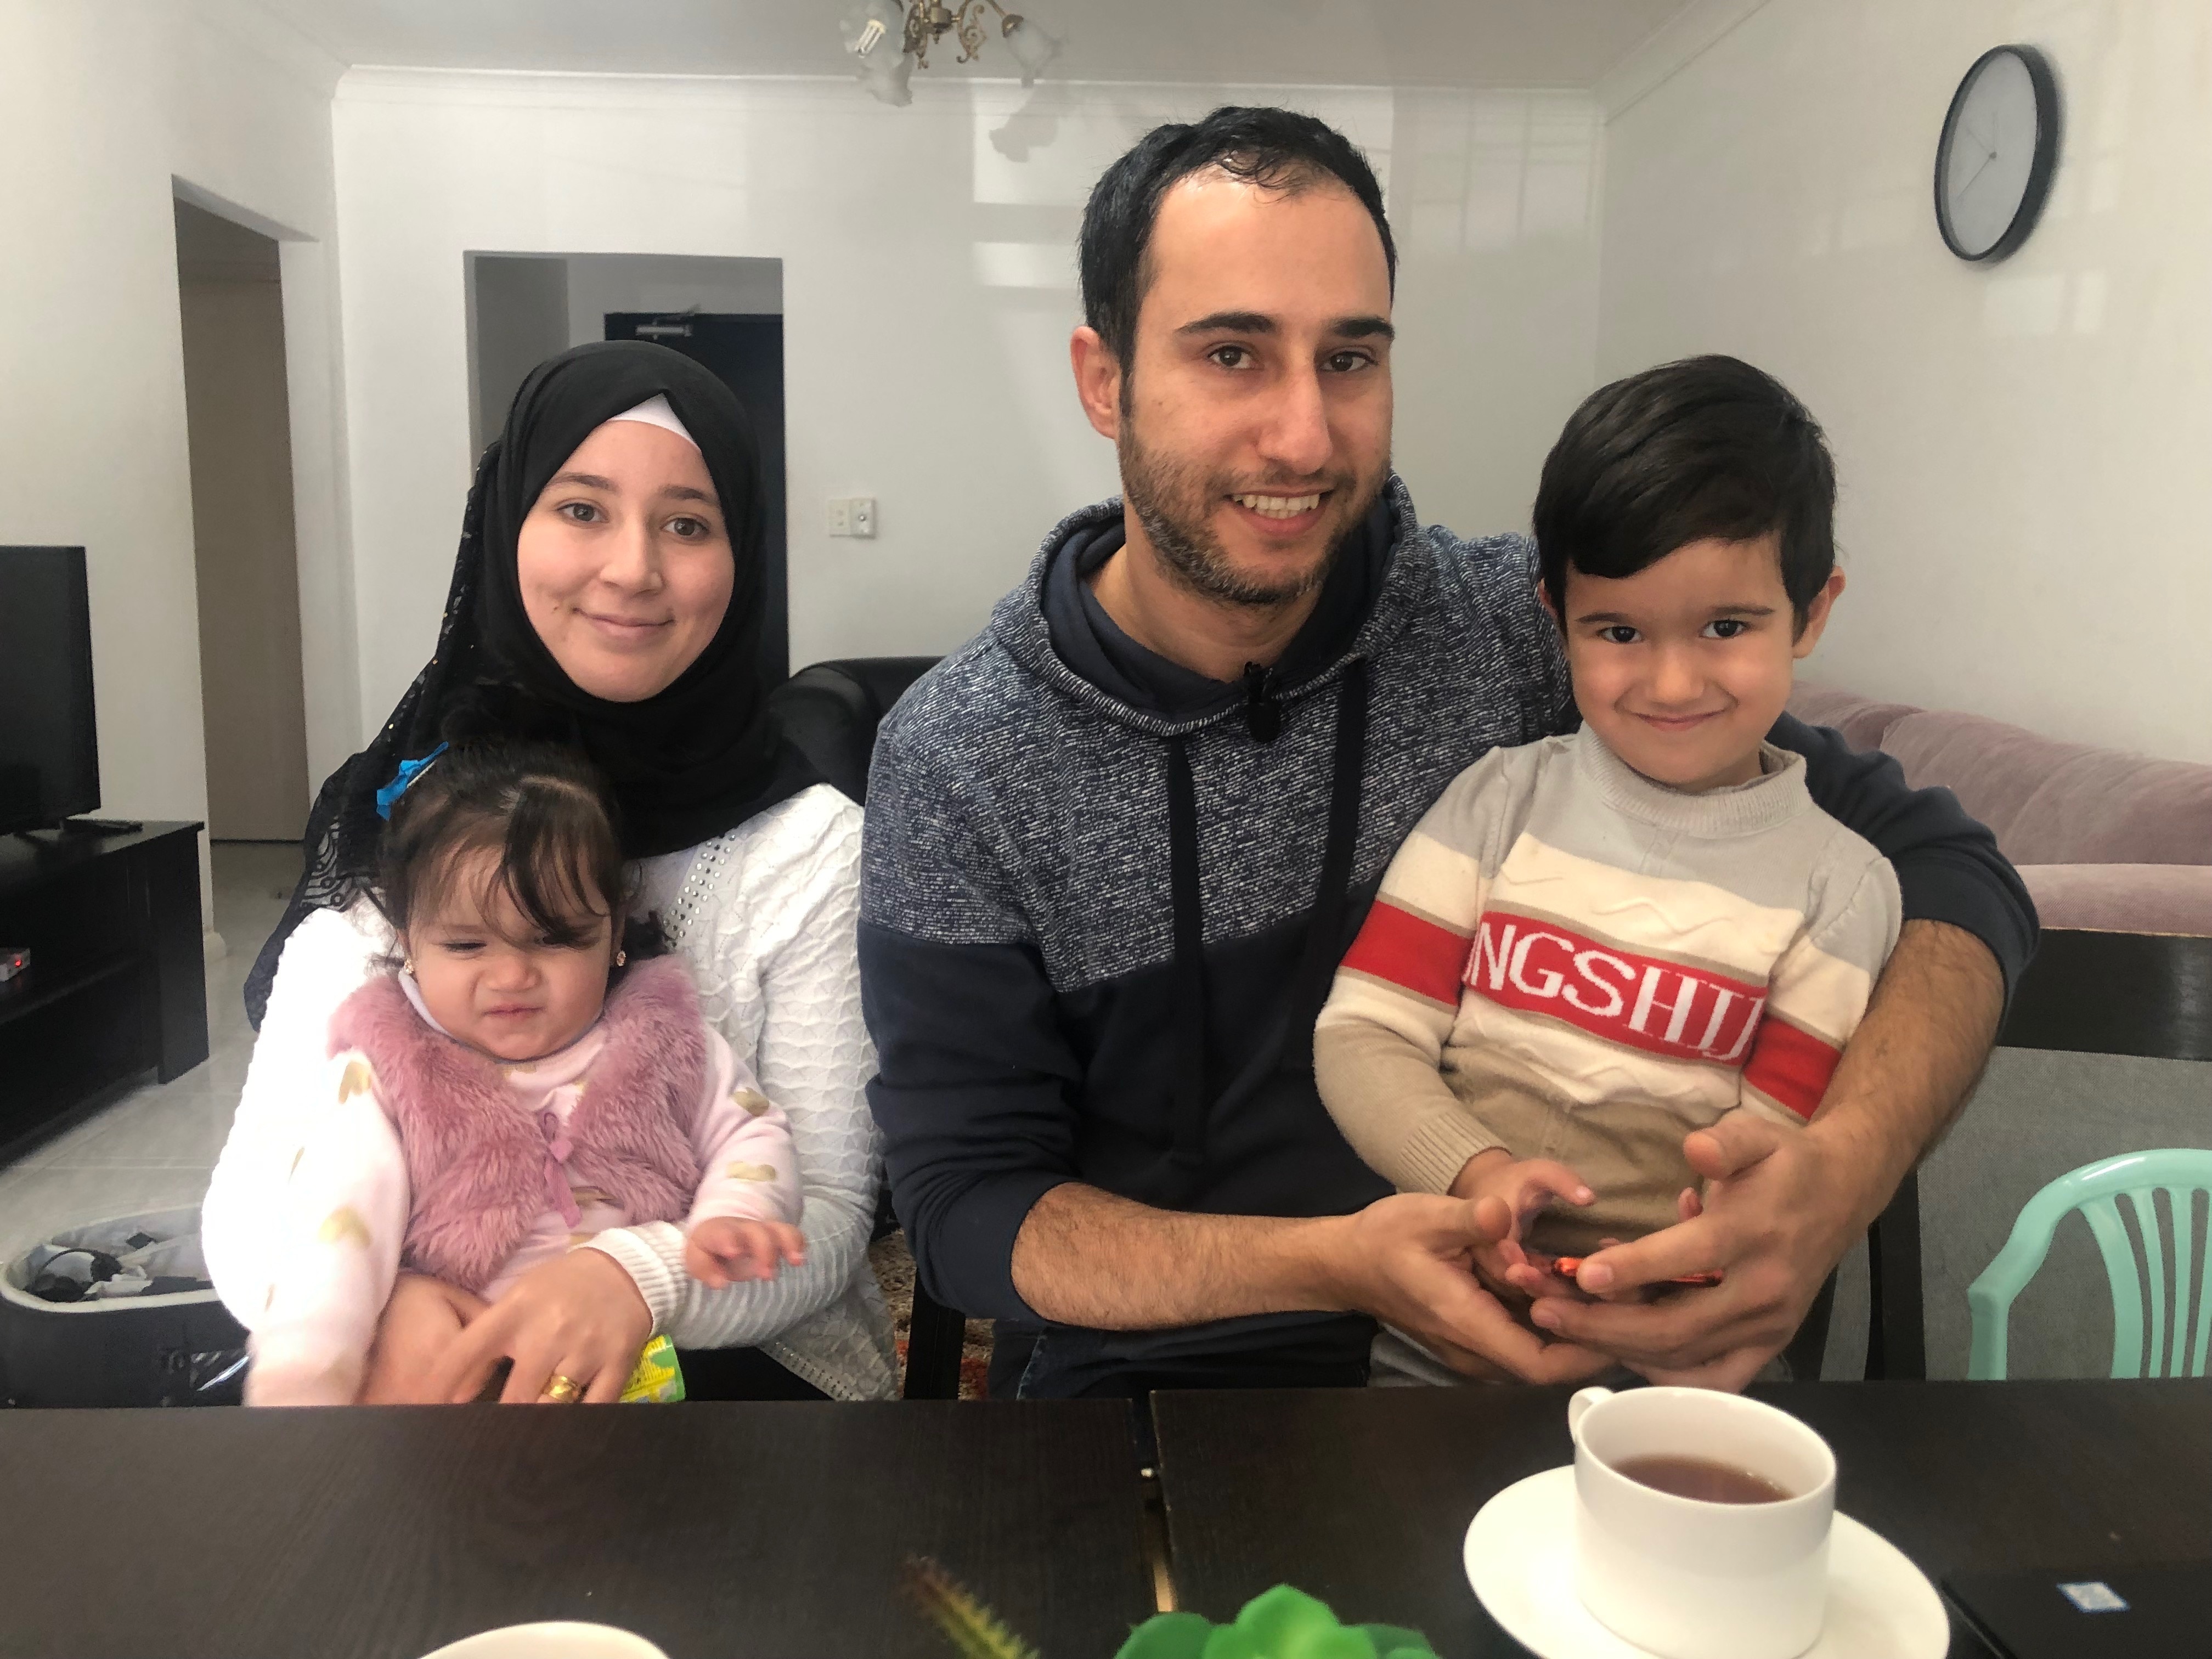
(1450, 1149, 1594, 1302)
(683, 1217, 808, 1288)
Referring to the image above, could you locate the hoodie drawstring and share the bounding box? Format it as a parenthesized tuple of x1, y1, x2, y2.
(1164, 733, 1207, 1196)
(1287, 658, 1369, 1064)
(1159, 657, 1370, 1203)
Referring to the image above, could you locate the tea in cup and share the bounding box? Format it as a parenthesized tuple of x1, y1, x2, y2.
(1567, 1385, 1837, 1659)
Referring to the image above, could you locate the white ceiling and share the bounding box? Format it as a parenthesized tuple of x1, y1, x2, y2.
(255, 0, 1697, 88)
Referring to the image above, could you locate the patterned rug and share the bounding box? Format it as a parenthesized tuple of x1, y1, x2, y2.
(868, 1232, 994, 1400)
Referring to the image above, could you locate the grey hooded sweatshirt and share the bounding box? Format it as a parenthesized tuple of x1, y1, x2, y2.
(858, 476, 2036, 1398)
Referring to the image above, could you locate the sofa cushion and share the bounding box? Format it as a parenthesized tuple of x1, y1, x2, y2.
(1880, 709, 2212, 867)
(2018, 864, 2212, 937)
(1786, 681, 1922, 754)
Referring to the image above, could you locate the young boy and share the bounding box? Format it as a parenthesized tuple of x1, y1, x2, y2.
(1314, 356, 1899, 1373)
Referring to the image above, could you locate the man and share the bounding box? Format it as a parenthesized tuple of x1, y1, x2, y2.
(860, 108, 2034, 1399)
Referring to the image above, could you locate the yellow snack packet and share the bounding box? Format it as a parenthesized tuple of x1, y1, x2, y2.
(619, 1334, 686, 1403)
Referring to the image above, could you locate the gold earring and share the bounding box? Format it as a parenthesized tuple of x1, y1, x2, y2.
(614, 949, 627, 967)
(402, 955, 415, 975)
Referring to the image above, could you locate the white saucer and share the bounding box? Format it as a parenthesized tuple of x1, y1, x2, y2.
(417, 1625, 669, 1659)
(1463, 1466, 1946, 1659)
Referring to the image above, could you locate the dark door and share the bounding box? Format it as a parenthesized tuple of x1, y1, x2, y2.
(604, 313, 788, 685)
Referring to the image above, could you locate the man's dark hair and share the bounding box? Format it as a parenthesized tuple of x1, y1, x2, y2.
(1532, 355, 1837, 631)
(1079, 106, 1397, 366)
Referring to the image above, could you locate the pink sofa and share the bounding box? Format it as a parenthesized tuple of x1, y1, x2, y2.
(1787, 682, 2212, 937)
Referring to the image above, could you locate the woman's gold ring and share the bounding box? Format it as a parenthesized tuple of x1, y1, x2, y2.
(539, 1373, 584, 1404)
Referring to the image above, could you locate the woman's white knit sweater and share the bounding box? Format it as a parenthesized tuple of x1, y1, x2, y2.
(203, 783, 898, 1401)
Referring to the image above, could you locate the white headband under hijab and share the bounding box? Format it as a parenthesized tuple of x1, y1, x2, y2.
(605, 393, 698, 448)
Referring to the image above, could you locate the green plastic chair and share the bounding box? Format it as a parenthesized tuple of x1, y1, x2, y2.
(1968, 1149, 2212, 1380)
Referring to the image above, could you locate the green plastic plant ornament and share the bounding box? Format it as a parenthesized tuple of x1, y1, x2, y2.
(1116, 1585, 1438, 1659)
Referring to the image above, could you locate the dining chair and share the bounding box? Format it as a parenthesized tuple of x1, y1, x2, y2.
(1967, 1148, 2212, 1380)
(1786, 927, 2212, 1381)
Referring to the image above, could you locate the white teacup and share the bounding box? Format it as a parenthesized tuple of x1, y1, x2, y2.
(1568, 1385, 1837, 1659)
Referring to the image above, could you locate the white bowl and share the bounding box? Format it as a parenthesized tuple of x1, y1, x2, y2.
(417, 1623, 670, 1659)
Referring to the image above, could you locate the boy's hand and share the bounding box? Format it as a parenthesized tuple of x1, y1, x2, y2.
(1447, 1149, 1594, 1302)
(1530, 1114, 1837, 1386)
(1322, 1193, 1612, 1385)
(683, 1217, 808, 1288)
(1546, 1190, 1709, 1306)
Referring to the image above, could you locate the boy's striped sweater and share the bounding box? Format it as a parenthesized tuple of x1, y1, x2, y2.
(1314, 726, 1901, 1254)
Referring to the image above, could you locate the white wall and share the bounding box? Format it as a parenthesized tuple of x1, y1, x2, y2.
(1596, 0, 2212, 764)
(0, 0, 353, 928)
(331, 69, 1600, 718)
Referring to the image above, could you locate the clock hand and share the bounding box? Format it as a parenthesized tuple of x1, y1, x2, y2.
(1958, 146, 1997, 195)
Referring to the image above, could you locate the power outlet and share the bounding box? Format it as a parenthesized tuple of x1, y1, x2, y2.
(827, 496, 877, 538)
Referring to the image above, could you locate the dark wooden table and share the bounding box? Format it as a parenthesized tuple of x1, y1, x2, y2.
(0, 1401, 1155, 1659)
(1153, 1381, 2212, 1658)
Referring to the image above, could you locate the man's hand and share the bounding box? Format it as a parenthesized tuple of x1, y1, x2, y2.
(359, 1273, 489, 1404)
(1009, 1182, 1609, 1383)
(1530, 918, 2004, 1388)
(1528, 1113, 1864, 1388)
(1324, 1193, 1613, 1384)
(1446, 1148, 1596, 1305)
(425, 1247, 654, 1406)
(684, 1217, 808, 1288)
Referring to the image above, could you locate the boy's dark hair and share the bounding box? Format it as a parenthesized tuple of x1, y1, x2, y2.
(1079, 105, 1397, 368)
(375, 740, 636, 953)
(1532, 355, 1837, 631)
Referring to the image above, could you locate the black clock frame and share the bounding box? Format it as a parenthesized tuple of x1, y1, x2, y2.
(1934, 43, 2061, 263)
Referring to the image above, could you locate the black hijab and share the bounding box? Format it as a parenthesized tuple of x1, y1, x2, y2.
(246, 341, 821, 1026)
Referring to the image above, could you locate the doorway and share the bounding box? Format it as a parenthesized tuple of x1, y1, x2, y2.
(174, 198, 309, 842)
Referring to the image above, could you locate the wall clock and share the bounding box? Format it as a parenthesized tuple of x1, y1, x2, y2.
(1934, 44, 2061, 262)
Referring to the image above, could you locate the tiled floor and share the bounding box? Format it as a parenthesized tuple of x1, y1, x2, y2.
(0, 842, 300, 1263)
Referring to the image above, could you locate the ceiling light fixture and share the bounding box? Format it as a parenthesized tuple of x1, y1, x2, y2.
(839, 0, 1059, 106)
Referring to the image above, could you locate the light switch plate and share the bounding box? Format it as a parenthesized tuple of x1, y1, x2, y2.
(827, 496, 876, 538)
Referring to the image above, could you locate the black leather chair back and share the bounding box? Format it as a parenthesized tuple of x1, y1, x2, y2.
(766, 657, 940, 805)
(766, 657, 967, 1396)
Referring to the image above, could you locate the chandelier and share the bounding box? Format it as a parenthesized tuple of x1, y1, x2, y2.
(840, 0, 1058, 105)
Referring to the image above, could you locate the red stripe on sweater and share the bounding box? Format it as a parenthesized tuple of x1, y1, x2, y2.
(1741, 1016, 1841, 1119)
(1342, 900, 1470, 1007)
(1463, 912, 1769, 1066)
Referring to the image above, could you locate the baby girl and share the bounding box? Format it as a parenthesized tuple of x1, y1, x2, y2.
(246, 740, 803, 1405)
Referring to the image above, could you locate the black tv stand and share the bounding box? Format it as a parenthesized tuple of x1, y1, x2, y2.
(9, 817, 148, 840)
(0, 822, 207, 1162)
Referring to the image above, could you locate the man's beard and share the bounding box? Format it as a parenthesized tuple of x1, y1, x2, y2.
(1118, 421, 1381, 612)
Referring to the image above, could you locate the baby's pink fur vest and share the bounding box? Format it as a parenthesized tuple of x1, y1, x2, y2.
(328, 955, 708, 1295)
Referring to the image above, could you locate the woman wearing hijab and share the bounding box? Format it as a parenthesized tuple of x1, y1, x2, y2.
(205, 342, 896, 1404)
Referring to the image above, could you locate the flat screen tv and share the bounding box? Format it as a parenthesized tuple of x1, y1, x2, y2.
(0, 546, 100, 834)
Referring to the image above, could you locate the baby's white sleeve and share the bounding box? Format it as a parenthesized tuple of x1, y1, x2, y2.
(241, 1053, 409, 1407)
(205, 905, 385, 1321)
(681, 1032, 802, 1229)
